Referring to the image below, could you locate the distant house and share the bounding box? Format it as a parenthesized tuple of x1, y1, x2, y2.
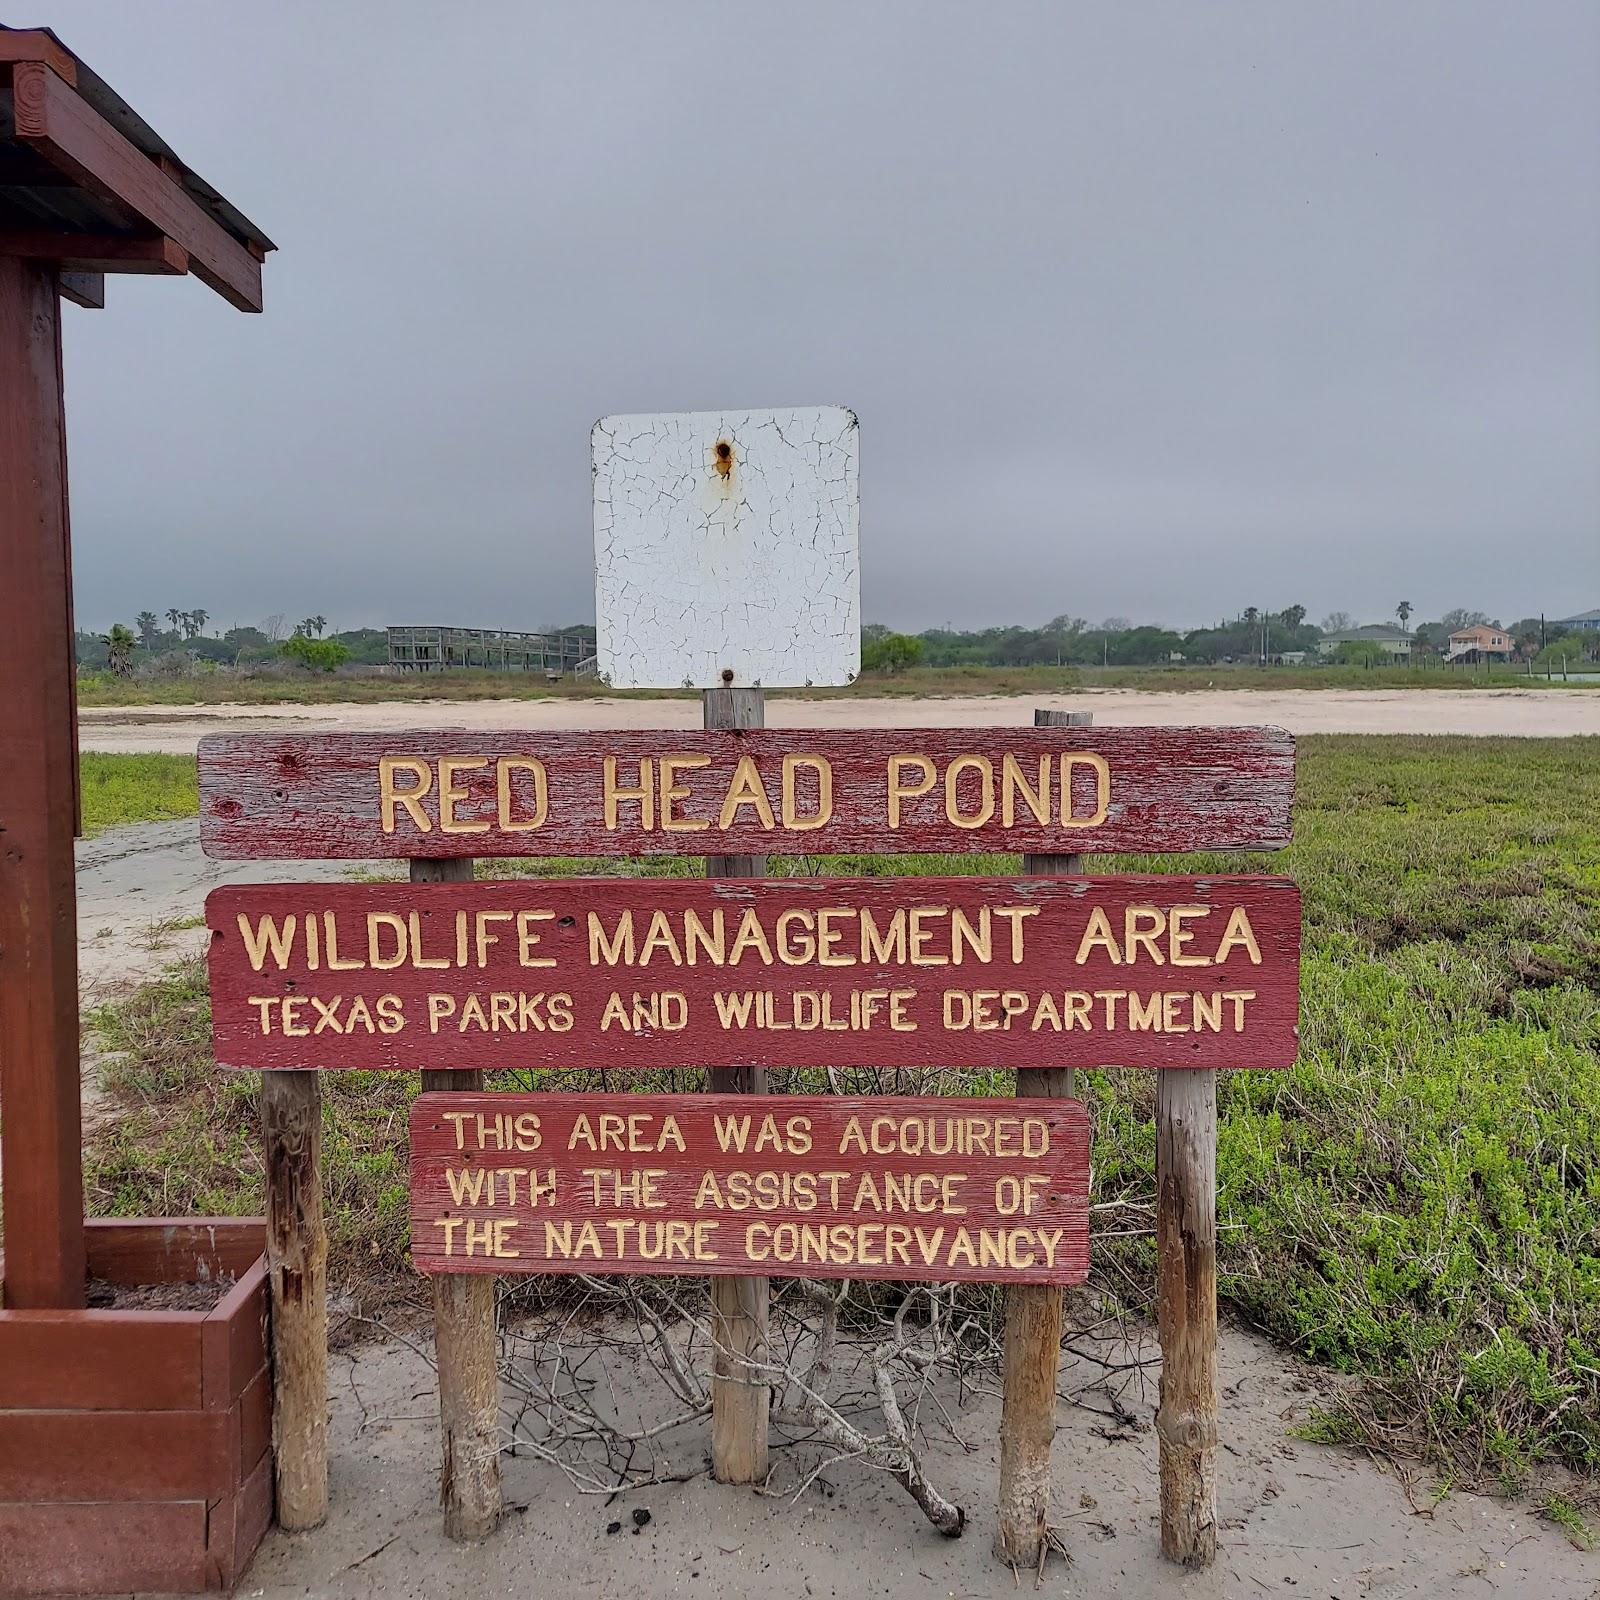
(1316, 624, 1412, 659)
(1445, 624, 1514, 663)
(1551, 607, 1600, 633)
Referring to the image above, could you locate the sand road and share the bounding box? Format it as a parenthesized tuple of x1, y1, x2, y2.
(78, 686, 1600, 755)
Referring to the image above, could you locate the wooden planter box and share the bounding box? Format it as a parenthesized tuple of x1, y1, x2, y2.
(0, 1217, 273, 1597)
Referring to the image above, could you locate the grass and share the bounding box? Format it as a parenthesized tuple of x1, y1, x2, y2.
(75, 660, 1600, 706)
(78, 752, 199, 835)
(78, 735, 1600, 1493)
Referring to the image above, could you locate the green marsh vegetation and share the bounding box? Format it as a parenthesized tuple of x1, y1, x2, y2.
(78, 752, 199, 835)
(82, 736, 1599, 1497)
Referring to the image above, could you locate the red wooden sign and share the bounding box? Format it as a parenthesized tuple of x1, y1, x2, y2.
(409, 1092, 1091, 1285)
(197, 726, 1294, 859)
(206, 875, 1299, 1072)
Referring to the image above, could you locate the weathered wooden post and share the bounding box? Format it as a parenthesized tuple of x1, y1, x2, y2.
(261, 1070, 328, 1529)
(411, 855, 503, 1541)
(703, 681, 771, 1485)
(1156, 1068, 1218, 1564)
(994, 708, 1091, 1569)
(0, 253, 86, 1311)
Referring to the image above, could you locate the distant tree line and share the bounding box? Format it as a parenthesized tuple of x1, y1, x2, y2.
(76, 606, 393, 676)
(863, 607, 1323, 670)
(77, 610, 603, 678)
(860, 603, 1597, 673)
(75, 598, 1594, 680)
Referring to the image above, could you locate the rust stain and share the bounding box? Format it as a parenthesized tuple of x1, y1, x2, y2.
(713, 438, 734, 477)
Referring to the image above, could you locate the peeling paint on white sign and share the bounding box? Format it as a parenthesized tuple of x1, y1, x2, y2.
(593, 406, 860, 689)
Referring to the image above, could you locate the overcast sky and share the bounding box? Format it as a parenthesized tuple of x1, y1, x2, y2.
(50, 1, 1600, 635)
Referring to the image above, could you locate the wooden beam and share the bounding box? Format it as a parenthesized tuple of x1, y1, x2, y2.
(0, 233, 188, 275)
(262, 1073, 328, 1529)
(995, 708, 1092, 1571)
(703, 684, 771, 1487)
(1156, 1069, 1219, 1565)
(412, 857, 503, 1544)
(57, 270, 104, 309)
(0, 30, 78, 85)
(10, 61, 262, 311)
(0, 257, 85, 1308)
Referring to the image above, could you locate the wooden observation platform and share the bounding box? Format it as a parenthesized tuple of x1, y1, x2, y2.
(387, 623, 594, 675)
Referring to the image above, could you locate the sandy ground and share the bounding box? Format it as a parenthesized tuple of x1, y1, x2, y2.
(69, 819, 1595, 1596)
(78, 687, 1600, 753)
(75, 818, 361, 1004)
(158, 1319, 1591, 1600)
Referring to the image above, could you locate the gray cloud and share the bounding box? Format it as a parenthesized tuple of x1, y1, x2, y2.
(52, 0, 1600, 634)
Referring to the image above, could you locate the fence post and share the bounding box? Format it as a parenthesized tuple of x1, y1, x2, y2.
(262, 1070, 328, 1530)
(412, 855, 503, 1541)
(1156, 1067, 1218, 1564)
(994, 707, 1092, 1568)
(703, 682, 770, 1485)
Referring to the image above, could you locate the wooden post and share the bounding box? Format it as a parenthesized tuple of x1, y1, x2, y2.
(0, 258, 86, 1308)
(262, 1069, 328, 1529)
(1156, 1068, 1218, 1565)
(995, 708, 1091, 1567)
(412, 856, 502, 1542)
(703, 684, 770, 1485)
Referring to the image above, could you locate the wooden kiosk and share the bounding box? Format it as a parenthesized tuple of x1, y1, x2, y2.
(0, 28, 277, 1595)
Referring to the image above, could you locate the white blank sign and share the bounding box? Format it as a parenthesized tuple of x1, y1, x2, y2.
(593, 406, 860, 688)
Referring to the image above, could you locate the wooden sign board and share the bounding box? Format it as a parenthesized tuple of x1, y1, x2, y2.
(197, 726, 1294, 859)
(593, 406, 861, 689)
(206, 874, 1300, 1073)
(409, 1092, 1091, 1285)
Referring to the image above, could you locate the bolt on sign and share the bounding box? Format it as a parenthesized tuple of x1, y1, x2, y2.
(409, 1094, 1092, 1286)
(204, 875, 1300, 1074)
(197, 726, 1294, 860)
(592, 406, 861, 688)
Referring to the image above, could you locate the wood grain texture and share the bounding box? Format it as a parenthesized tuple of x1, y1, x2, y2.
(409, 1092, 1091, 1286)
(206, 874, 1301, 1073)
(0, 1502, 208, 1597)
(202, 1258, 269, 1411)
(415, 900, 502, 1537)
(10, 61, 262, 311)
(205, 1447, 275, 1590)
(261, 1071, 328, 1530)
(0, 256, 85, 1307)
(81, 1215, 265, 1284)
(1156, 1069, 1219, 1567)
(0, 1408, 229, 1499)
(0, 1311, 204, 1410)
(996, 707, 1090, 1568)
(0, 231, 189, 274)
(196, 725, 1294, 859)
(412, 856, 504, 1539)
(0, 29, 78, 82)
(703, 685, 770, 1486)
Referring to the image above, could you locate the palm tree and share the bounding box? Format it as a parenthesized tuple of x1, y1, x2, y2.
(189, 608, 209, 639)
(1396, 600, 1413, 630)
(166, 607, 184, 635)
(101, 623, 136, 677)
(311, 614, 326, 638)
(135, 610, 159, 650)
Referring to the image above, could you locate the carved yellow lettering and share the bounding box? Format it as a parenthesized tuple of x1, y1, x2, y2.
(887, 755, 936, 827)
(379, 756, 432, 834)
